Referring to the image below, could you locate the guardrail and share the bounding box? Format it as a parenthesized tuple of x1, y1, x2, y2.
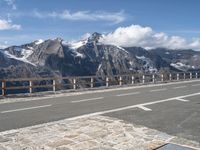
(0, 72, 199, 96)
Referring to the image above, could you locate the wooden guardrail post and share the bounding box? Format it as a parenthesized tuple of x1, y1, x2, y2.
(119, 76, 122, 86)
(106, 77, 109, 87)
(152, 74, 155, 83)
(2, 80, 6, 96)
(177, 73, 179, 80)
(131, 76, 134, 84)
(90, 78, 94, 88)
(73, 78, 76, 90)
(190, 73, 192, 79)
(161, 74, 164, 82)
(142, 75, 145, 84)
(53, 79, 56, 92)
(29, 80, 33, 94)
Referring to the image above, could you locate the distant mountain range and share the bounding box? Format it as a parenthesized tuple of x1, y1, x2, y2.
(0, 32, 200, 79)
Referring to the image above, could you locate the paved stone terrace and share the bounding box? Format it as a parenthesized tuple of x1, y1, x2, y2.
(0, 115, 199, 150)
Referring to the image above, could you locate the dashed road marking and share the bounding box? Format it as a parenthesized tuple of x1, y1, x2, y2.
(116, 92, 140, 97)
(71, 97, 104, 103)
(150, 88, 167, 92)
(172, 86, 187, 89)
(1, 104, 52, 114)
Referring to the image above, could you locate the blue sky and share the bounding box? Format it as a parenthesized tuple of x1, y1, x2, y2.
(0, 0, 200, 49)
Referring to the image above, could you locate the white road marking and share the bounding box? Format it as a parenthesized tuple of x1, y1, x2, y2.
(62, 92, 200, 120)
(71, 97, 104, 103)
(177, 92, 200, 99)
(72, 92, 200, 116)
(137, 105, 152, 111)
(116, 92, 140, 97)
(172, 86, 187, 89)
(150, 88, 167, 92)
(1, 104, 52, 114)
(175, 98, 190, 102)
(192, 84, 200, 87)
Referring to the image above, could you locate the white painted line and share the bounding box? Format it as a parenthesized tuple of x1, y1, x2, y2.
(116, 92, 140, 97)
(172, 86, 187, 89)
(136, 92, 200, 107)
(1, 104, 52, 114)
(192, 84, 200, 87)
(175, 98, 190, 102)
(71, 97, 104, 103)
(137, 105, 152, 111)
(64, 92, 200, 121)
(150, 88, 167, 92)
(178, 92, 200, 99)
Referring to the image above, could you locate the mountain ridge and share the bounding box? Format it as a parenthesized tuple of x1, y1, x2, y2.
(0, 33, 200, 79)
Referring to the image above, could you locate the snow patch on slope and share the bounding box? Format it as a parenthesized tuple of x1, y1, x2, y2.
(3, 48, 36, 66)
(69, 40, 87, 49)
(73, 51, 84, 58)
(136, 55, 147, 61)
(62, 38, 88, 50)
(35, 39, 44, 45)
(62, 40, 87, 58)
(170, 62, 195, 70)
(115, 45, 129, 54)
(98, 64, 102, 71)
(136, 55, 157, 72)
(21, 49, 33, 59)
(165, 52, 170, 55)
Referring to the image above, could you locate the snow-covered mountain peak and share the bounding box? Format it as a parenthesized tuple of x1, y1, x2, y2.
(35, 39, 44, 45)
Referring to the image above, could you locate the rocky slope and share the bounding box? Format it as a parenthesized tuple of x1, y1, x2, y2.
(151, 48, 200, 71)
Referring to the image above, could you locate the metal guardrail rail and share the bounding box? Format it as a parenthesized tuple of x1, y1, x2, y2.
(0, 72, 199, 96)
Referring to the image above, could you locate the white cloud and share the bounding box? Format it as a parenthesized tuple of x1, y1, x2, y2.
(0, 19, 21, 30)
(33, 10, 125, 24)
(4, 0, 16, 10)
(100, 25, 200, 50)
(81, 33, 91, 40)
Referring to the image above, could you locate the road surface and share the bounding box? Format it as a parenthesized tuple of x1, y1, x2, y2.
(0, 80, 200, 143)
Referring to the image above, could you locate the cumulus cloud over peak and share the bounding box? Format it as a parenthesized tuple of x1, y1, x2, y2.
(100, 25, 200, 50)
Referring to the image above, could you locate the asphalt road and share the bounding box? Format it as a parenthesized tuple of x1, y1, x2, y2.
(0, 79, 200, 143)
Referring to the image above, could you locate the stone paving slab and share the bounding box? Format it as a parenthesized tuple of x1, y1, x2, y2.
(0, 115, 199, 150)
